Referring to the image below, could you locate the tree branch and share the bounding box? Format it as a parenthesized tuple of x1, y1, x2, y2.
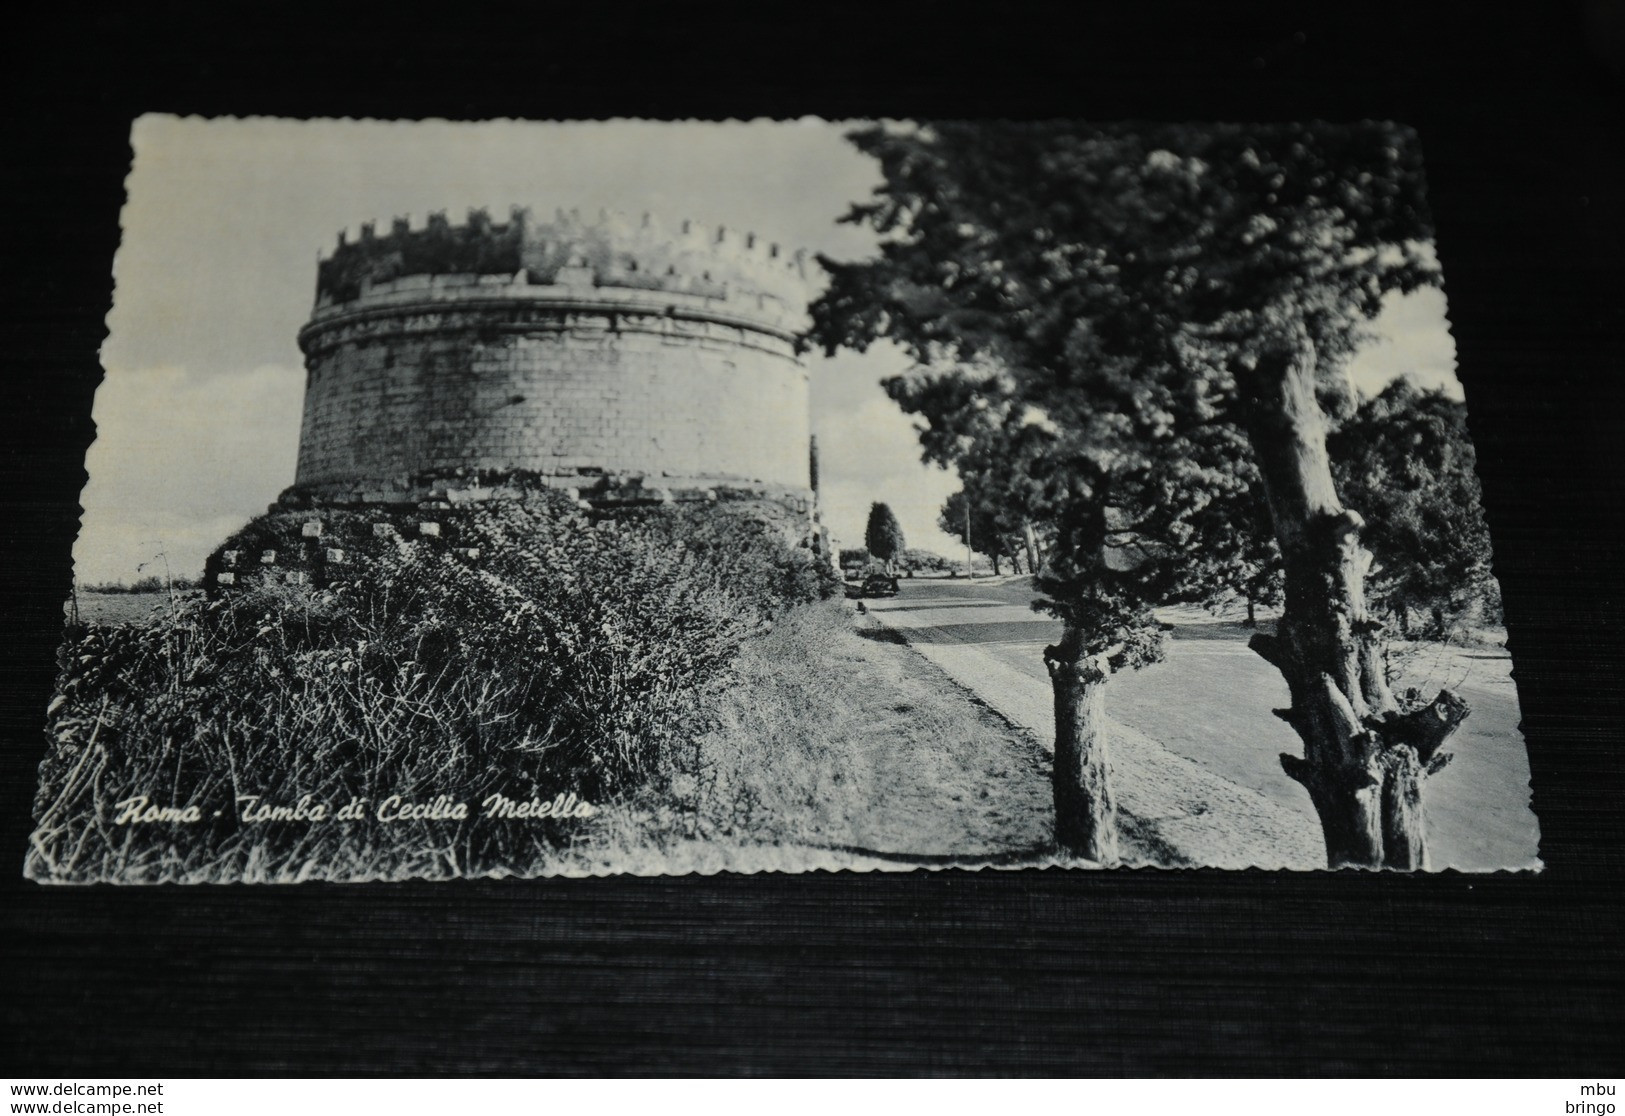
(1280, 751, 1312, 788)
(1318, 672, 1364, 744)
(1373, 688, 1470, 766)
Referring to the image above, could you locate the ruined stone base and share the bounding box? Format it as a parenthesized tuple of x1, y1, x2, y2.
(204, 469, 830, 598)
(276, 467, 813, 517)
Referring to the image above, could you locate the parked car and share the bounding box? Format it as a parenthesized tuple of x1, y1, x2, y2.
(860, 573, 900, 598)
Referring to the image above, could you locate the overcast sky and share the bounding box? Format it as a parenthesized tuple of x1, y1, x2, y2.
(77, 116, 1463, 584)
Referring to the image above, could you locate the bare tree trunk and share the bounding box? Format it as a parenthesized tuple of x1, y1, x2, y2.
(1044, 625, 1119, 865)
(1245, 594, 1256, 628)
(1022, 521, 1041, 574)
(991, 553, 1002, 576)
(1237, 338, 1470, 870)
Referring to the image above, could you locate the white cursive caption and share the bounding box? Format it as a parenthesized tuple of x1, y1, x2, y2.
(108, 791, 596, 824)
(112, 796, 203, 824)
(480, 791, 596, 819)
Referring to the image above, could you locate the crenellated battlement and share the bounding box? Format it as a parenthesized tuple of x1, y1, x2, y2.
(315, 206, 815, 331)
(294, 205, 816, 509)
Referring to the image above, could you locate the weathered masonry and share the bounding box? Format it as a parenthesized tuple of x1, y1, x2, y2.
(286, 207, 816, 510)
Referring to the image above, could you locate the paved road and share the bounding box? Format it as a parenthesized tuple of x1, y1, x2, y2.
(865, 576, 1541, 871)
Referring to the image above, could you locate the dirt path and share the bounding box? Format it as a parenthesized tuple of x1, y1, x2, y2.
(828, 617, 1057, 865)
(865, 578, 1541, 870)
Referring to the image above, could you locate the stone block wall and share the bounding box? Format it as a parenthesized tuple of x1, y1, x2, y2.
(289, 209, 816, 508)
(296, 302, 808, 496)
(205, 491, 820, 598)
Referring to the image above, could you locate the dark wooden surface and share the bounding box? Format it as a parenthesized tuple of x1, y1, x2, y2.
(2, 4, 1620, 1076)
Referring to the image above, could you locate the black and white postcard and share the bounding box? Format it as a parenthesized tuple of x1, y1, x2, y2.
(27, 116, 1542, 884)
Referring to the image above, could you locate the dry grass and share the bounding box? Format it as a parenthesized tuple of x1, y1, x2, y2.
(30, 504, 1048, 883)
(68, 590, 192, 627)
(29, 498, 826, 884)
(554, 603, 1054, 875)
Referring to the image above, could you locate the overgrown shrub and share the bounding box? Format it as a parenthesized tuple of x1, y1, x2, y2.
(29, 494, 834, 883)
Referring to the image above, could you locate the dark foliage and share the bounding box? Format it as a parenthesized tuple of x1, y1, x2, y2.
(30, 495, 833, 883)
(864, 502, 906, 567)
(1330, 380, 1499, 635)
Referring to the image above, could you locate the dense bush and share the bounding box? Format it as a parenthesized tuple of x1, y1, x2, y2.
(30, 494, 834, 883)
(898, 548, 953, 575)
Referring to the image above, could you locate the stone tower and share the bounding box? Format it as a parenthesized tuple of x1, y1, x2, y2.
(284, 206, 815, 511)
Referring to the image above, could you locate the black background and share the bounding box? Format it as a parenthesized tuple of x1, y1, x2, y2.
(2, 2, 1620, 1077)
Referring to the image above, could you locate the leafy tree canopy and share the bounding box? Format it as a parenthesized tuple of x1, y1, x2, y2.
(809, 121, 1438, 664)
(939, 489, 1016, 561)
(1330, 379, 1497, 634)
(864, 502, 907, 564)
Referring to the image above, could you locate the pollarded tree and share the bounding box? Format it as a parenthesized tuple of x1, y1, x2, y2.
(865, 502, 907, 573)
(809, 121, 1472, 869)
